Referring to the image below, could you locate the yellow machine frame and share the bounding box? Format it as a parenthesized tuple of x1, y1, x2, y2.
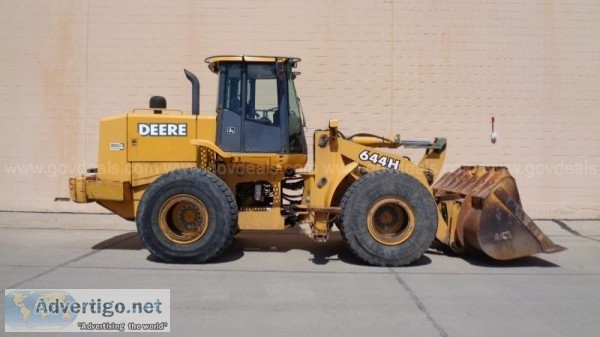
(70, 55, 564, 265)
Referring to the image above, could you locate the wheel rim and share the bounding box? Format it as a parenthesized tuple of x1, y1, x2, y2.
(159, 194, 209, 244)
(366, 197, 415, 245)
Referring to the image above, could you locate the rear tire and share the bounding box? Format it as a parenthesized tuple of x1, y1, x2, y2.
(340, 170, 437, 266)
(136, 168, 238, 263)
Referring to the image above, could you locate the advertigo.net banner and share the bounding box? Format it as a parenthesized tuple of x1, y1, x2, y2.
(5, 289, 170, 332)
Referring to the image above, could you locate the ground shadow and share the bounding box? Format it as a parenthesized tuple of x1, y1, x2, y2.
(92, 232, 143, 250)
(226, 230, 431, 267)
(90, 230, 558, 268)
(146, 231, 359, 265)
(427, 242, 560, 268)
(92, 229, 432, 267)
(146, 242, 245, 264)
(221, 230, 367, 265)
(460, 254, 560, 268)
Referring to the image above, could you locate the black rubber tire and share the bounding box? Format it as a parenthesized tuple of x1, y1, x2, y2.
(136, 168, 238, 263)
(340, 170, 438, 266)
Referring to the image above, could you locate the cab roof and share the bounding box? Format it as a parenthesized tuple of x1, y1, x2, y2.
(204, 55, 301, 73)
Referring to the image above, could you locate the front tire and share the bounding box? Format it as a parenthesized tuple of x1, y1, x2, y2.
(136, 168, 238, 263)
(340, 170, 438, 266)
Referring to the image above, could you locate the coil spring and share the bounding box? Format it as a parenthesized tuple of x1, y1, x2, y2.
(281, 174, 303, 205)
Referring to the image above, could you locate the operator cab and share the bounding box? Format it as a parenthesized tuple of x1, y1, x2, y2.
(206, 56, 307, 154)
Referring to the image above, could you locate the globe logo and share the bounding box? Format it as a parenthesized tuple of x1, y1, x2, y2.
(5, 290, 78, 330)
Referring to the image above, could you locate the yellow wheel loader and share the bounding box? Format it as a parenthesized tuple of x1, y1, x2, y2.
(69, 55, 565, 266)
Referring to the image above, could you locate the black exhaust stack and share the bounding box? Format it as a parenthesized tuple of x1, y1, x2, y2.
(184, 69, 200, 115)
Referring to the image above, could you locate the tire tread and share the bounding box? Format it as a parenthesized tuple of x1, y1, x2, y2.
(136, 168, 238, 263)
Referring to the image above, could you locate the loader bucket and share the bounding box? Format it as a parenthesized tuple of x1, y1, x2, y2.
(433, 166, 566, 260)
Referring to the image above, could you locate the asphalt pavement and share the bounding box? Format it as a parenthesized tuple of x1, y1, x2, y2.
(1, 211, 599, 337)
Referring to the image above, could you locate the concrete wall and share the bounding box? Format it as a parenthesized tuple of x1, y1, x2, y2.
(0, 0, 599, 218)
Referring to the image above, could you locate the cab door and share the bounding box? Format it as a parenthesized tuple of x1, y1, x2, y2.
(242, 63, 284, 153)
(216, 61, 305, 154)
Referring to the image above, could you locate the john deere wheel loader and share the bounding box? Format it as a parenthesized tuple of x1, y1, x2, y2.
(69, 55, 565, 266)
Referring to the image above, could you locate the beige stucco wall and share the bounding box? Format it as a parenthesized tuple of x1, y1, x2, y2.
(0, 0, 598, 218)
